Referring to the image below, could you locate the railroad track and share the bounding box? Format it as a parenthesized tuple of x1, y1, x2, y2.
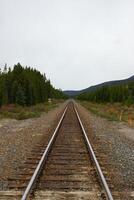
(6, 102, 113, 200)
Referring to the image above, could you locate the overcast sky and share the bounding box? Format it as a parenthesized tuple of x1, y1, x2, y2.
(0, 0, 134, 90)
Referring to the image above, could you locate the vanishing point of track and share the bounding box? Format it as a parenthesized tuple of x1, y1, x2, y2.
(8, 102, 113, 200)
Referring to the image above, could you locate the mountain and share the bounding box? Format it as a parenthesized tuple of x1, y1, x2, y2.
(64, 75, 134, 97)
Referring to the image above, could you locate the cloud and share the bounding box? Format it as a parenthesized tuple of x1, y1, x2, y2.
(0, 0, 134, 90)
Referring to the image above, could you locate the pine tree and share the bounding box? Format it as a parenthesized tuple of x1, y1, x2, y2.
(0, 63, 66, 106)
(15, 85, 26, 106)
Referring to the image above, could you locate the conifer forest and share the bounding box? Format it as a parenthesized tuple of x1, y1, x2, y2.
(0, 63, 66, 107)
(77, 83, 134, 105)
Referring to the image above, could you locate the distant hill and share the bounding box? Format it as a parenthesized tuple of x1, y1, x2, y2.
(64, 75, 134, 97)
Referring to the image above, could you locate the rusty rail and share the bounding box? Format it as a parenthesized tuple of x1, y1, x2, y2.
(21, 106, 68, 200)
(74, 106, 113, 200)
(21, 102, 113, 200)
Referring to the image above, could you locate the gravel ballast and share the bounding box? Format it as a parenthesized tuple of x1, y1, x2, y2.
(0, 101, 133, 199)
(75, 102, 134, 199)
(0, 102, 66, 190)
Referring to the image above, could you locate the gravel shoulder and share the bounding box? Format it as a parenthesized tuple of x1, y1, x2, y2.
(0, 101, 67, 190)
(75, 102, 134, 199)
(0, 100, 133, 199)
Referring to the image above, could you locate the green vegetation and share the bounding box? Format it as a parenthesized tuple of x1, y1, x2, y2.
(79, 101, 134, 125)
(0, 63, 66, 107)
(0, 100, 63, 120)
(78, 83, 134, 105)
(78, 82, 134, 125)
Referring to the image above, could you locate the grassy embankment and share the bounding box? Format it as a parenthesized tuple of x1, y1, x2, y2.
(79, 101, 134, 126)
(0, 100, 64, 120)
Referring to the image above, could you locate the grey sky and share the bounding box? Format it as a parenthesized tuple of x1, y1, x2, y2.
(0, 0, 134, 90)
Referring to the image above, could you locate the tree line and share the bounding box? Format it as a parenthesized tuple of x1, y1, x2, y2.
(0, 63, 66, 107)
(77, 83, 134, 105)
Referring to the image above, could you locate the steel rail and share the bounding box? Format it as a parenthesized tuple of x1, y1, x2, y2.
(74, 106, 114, 200)
(21, 106, 68, 200)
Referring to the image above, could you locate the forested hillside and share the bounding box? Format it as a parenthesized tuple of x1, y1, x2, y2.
(78, 82, 134, 105)
(0, 63, 66, 107)
(64, 75, 134, 97)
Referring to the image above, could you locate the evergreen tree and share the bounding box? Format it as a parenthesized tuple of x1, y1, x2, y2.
(15, 85, 26, 106)
(0, 63, 66, 106)
(78, 82, 134, 105)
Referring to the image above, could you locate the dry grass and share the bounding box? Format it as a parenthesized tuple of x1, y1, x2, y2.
(79, 101, 134, 127)
(0, 99, 64, 120)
